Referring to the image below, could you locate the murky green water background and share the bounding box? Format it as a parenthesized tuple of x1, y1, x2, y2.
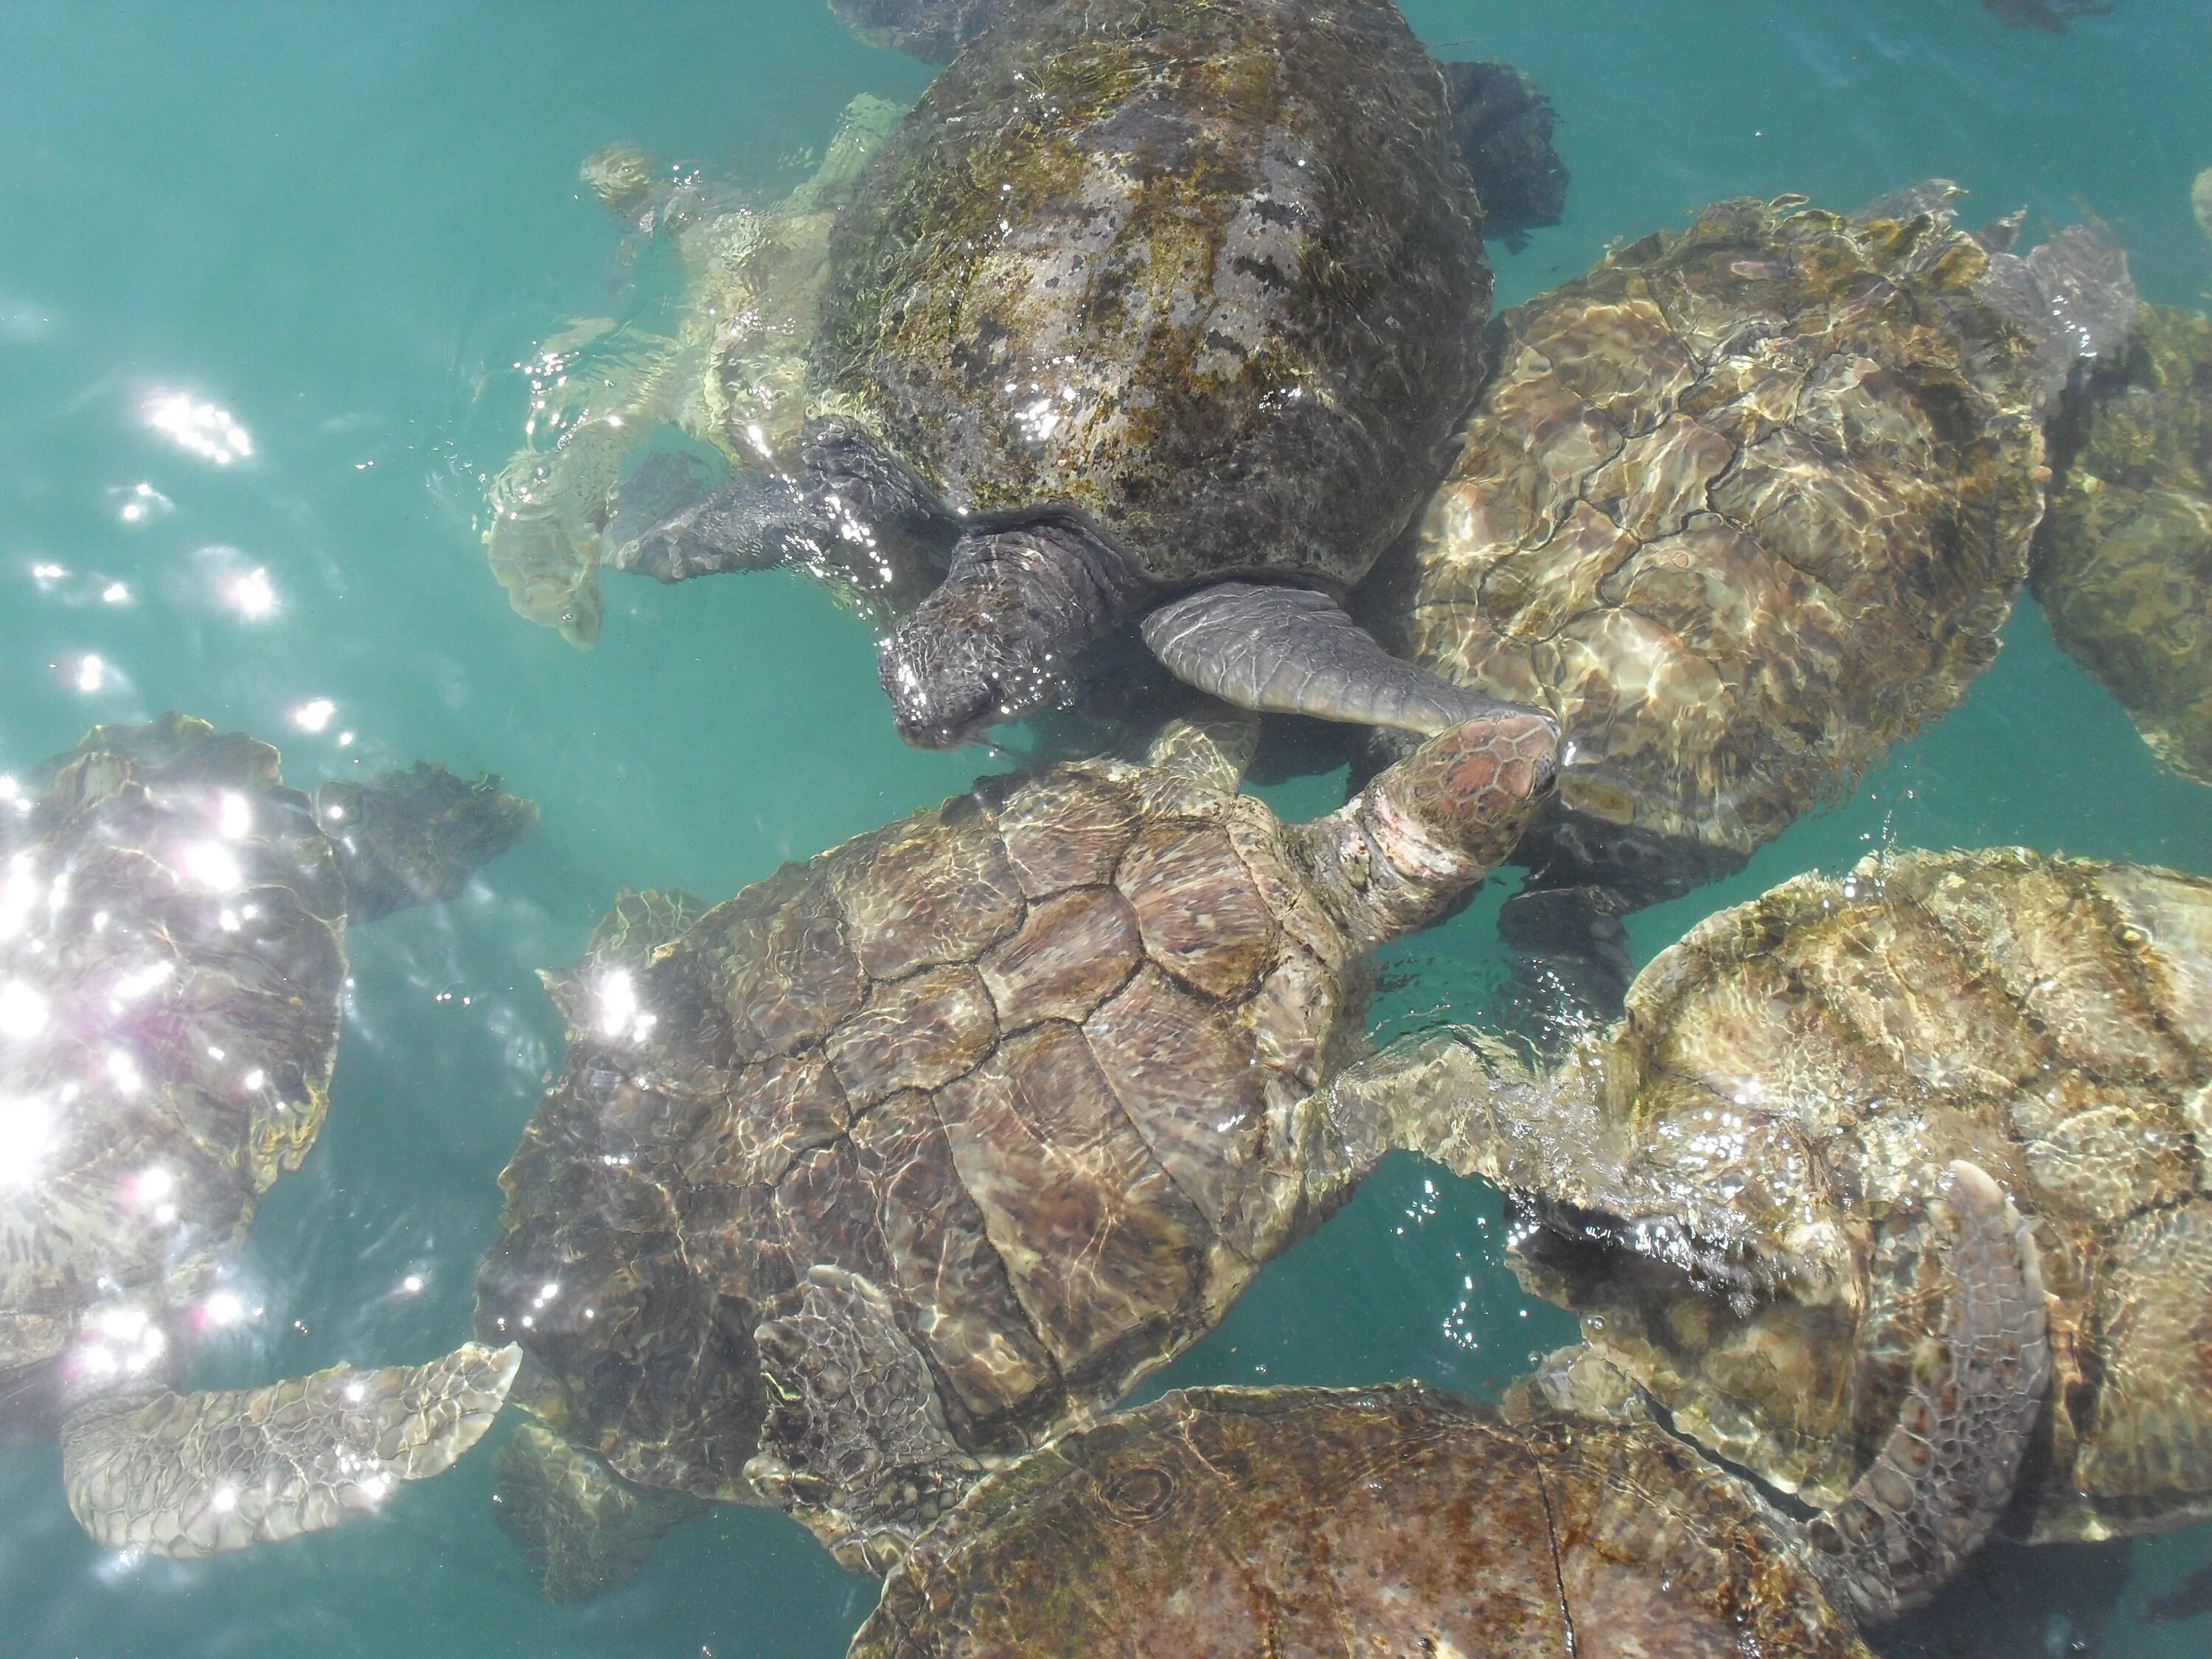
(1, 2, 2208, 1654)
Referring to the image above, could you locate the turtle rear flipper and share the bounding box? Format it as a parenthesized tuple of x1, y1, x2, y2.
(60, 1342, 520, 1557)
(313, 765, 536, 924)
(1141, 582, 1534, 737)
(746, 1266, 981, 1574)
(1806, 1163, 2051, 1625)
(492, 1423, 705, 1603)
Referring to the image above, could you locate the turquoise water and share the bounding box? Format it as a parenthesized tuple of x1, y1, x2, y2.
(1, 1, 2208, 1654)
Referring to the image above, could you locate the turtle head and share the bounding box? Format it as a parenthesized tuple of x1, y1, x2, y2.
(313, 765, 538, 924)
(827, 0, 1001, 63)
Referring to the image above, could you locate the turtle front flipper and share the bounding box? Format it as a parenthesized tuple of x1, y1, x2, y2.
(1289, 704, 1559, 950)
(745, 1266, 981, 1574)
(1804, 1162, 2051, 1626)
(59, 1342, 520, 1557)
(1141, 582, 1537, 737)
(313, 765, 536, 924)
(492, 1423, 705, 1602)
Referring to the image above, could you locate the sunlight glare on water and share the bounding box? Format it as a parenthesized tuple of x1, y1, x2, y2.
(1, 1, 2209, 1655)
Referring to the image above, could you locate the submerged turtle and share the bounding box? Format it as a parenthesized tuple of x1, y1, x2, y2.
(473, 703, 1559, 1599)
(1328, 846, 2212, 1551)
(852, 1172, 2048, 1658)
(0, 715, 535, 1556)
(482, 93, 908, 645)
(616, 0, 1565, 751)
(1364, 185, 2136, 1014)
(2033, 302, 2212, 786)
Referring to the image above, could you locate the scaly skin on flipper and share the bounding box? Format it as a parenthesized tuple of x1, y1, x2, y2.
(476, 709, 1555, 1595)
(60, 1342, 519, 1557)
(2033, 303, 2212, 787)
(1329, 847, 2212, 1550)
(1367, 189, 2133, 1018)
(0, 716, 533, 1554)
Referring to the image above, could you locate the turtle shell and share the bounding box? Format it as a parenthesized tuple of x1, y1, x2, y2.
(1377, 195, 2045, 889)
(476, 754, 1374, 1506)
(2033, 302, 2212, 787)
(1515, 848, 2212, 1544)
(810, 0, 1490, 588)
(0, 717, 349, 1436)
(852, 1383, 1868, 1658)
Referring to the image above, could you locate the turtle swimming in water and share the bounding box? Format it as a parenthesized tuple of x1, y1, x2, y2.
(613, 0, 1565, 751)
(1326, 846, 2212, 1554)
(0, 714, 535, 1557)
(849, 1169, 2048, 1658)
(481, 92, 909, 645)
(473, 701, 1559, 1599)
(1363, 184, 2137, 1017)
(2033, 302, 2212, 787)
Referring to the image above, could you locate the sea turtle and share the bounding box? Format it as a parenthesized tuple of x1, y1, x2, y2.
(1362, 185, 2137, 1015)
(0, 714, 535, 1556)
(849, 1169, 2048, 1658)
(1324, 846, 2212, 1554)
(472, 701, 1559, 1599)
(616, 0, 1559, 751)
(1981, 0, 2114, 29)
(482, 93, 910, 646)
(2033, 302, 2212, 787)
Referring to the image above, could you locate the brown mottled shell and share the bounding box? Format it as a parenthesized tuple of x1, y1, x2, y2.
(813, 0, 1489, 587)
(2033, 302, 2212, 787)
(0, 717, 349, 1433)
(479, 756, 1368, 1501)
(851, 1385, 1868, 1658)
(1525, 848, 2212, 1544)
(1378, 195, 2045, 877)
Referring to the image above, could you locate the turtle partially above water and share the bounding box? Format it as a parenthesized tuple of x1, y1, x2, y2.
(849, 1164, 2049, 1657)
(1327, 846, 2212, 1551)
(473, 703, 1558, 1599)
(617, 0, 1552, 750)
(0, 715, 535, 1557)
(1364, 186, 2136, 1015)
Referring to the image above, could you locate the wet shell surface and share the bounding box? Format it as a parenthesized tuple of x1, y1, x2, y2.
(2034, 302, 2212, 787)
(476, 754, 1381, 1509)
(1378, 194, 2045, 888)
(0, 717, 349, 1433)
(1516, 847, 2212, 1545)
(850, 1383, 1869, 1658)
(812, 0, 1492, 588)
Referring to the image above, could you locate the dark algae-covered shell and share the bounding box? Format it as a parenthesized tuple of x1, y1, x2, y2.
(1341, 847, 2212, 1550)
(2034, 302, 2212, 787)
(1368, 188, 2132, 1013)
(811, 0, 1489, 591)
(473, 708, 1558, 1599)
(0, 716, 531, 1557)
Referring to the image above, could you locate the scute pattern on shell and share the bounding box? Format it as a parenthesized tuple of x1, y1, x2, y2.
(0, 717, 348, 1433)
(1516, 848, 2212, 1545)
(812, 0, 1491, 587)
(476, 756, 1365, 1504)
(1382, 195, 2045, 878)
(2034, 302, 2212, 787)
(850, 1384, 1870, 1658)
